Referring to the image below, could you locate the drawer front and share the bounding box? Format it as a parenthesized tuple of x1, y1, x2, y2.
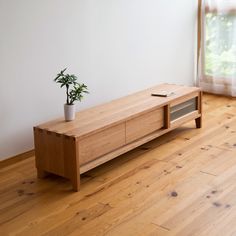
(126, 108, 164, 143)
(79, 123, 126, 165)
(170, 97, 197, 122)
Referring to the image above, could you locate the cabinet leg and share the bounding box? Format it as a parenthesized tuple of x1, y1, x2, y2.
(37, 168, 49, 178)
(195, 116, 202, 128)
(71, 175, 80, 192)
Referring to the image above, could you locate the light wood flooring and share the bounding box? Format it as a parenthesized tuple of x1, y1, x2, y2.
(1, 94, 236, 236)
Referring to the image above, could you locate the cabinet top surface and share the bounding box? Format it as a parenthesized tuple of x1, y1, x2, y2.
(35, 84, 200, 138)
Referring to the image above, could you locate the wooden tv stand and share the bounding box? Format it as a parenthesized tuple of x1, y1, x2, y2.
(34, 84, 202, 191)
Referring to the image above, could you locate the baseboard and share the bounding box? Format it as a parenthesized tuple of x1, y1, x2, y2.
(203, 91, 236, 99)
(0, 150, 35, 169)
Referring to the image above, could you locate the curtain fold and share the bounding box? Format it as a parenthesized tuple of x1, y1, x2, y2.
(198, 0, 236, 97)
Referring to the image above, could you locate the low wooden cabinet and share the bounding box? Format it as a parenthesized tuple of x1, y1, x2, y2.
(34, 84, 202, 191)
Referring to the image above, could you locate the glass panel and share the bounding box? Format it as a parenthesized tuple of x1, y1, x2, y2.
(170, 98, 197, 121)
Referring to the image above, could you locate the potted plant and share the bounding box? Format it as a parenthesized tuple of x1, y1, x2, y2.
(54, 68, 89, 121)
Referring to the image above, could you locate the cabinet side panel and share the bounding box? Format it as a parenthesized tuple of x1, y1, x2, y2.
(64, 136, 79, 178)
(34, 128, 45, 171)
(34, 128, 65, 176)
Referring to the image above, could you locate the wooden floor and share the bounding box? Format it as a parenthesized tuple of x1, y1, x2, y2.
(1, 94, 236, 236)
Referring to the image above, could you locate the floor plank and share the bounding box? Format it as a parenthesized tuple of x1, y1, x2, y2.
(0, 94, 236, 236)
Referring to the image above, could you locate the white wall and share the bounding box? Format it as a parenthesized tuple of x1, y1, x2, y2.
(0, 0, 198, 160)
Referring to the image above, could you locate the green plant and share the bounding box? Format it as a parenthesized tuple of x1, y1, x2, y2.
(54, 68, 89, 105)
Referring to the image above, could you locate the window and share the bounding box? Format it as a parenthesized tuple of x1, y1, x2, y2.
(205, 12, 236, 78)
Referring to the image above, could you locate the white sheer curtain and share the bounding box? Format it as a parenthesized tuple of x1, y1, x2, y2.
(198, 0, 236, 97)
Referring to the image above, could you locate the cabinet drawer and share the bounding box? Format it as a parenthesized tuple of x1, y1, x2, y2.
(79, 123, 126, 165)
(126, 108, 164, 143)
(170, 97, 197, 121)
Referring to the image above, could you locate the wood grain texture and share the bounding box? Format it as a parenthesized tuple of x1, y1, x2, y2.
(126, 108, 164, 143)
(35, 84, 200, 139)
(171, 111, 200, 129)
(34, 84, 202, 191)
(34, 128, 79, 190)
(1, 94, 236, 235)
(79, 123, 126, 165)
(0, 150, 34, 169)
(164, 105, 170, 129)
